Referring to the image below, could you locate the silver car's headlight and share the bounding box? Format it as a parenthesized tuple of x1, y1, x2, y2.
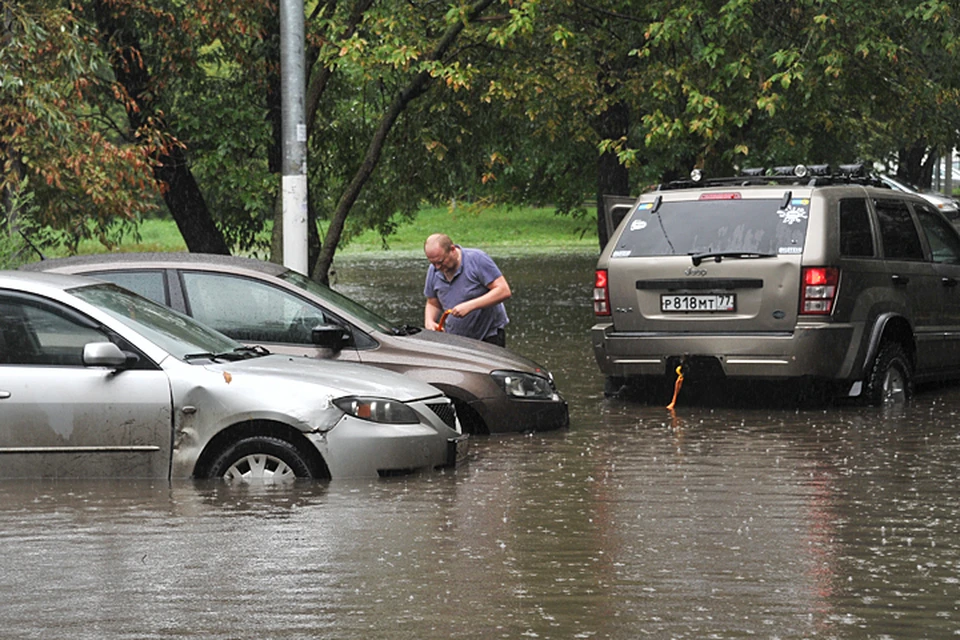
(333, 397, 420, 424)
(491, 371, 559, 400)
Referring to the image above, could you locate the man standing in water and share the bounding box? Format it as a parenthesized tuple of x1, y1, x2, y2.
(423, 233, 511, 347)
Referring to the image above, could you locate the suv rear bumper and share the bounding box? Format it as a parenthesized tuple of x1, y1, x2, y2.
(591, 322, 859, 381)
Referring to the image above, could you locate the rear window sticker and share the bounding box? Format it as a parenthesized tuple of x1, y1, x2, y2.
(630, 219, 648, 231)
(612, 249, 632, 258)
(778, 246, 803, 254)
(777, 200, 809, 225)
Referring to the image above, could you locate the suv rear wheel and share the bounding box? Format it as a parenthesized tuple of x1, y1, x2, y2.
(866, 341, 913, 406)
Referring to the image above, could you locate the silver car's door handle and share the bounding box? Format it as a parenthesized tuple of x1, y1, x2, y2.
(891, 274, 910, 286)
(942, 277, 959, 288)
(0, 391, 10, 399)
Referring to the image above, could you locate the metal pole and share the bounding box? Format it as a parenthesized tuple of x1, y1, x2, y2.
(946, 149, 954, 197)
(280, 0, 308, 274)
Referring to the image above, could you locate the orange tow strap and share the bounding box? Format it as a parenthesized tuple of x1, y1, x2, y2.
(437, 309, 453, 332)
(666, 365, 684, 410)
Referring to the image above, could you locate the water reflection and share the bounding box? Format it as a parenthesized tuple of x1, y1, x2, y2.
(1, 252, 959, 638)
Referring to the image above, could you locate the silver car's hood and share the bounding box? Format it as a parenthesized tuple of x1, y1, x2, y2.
(199, 354, 443, 402)
(394, 330, 552, 376)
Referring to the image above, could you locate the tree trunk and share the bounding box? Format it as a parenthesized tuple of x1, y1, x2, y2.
(897, 141, 934, 188)
(154, 145, 230, 253)
(595, 101, 630, 250)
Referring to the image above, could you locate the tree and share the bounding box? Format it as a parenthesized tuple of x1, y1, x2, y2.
(8, 0, 960, 267)
(1, 0, 159, 255)
(88, 0, 230, 253)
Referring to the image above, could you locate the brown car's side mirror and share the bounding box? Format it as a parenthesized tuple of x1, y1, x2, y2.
(311, 324, 351, 352)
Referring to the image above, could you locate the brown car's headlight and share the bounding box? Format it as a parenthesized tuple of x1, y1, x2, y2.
(333, 397, 420, 424)
(491, 371, 559, 400)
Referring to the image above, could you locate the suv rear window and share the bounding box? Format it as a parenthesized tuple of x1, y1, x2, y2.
(611, 197, 808, 258)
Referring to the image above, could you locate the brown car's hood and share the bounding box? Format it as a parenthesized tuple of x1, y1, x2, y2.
(382, 328, 553, 377)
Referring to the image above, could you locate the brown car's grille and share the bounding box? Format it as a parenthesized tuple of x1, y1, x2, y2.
(426, 402, 457, 430)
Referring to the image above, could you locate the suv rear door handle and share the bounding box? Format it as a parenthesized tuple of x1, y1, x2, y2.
(891, 274, 910, 286)
(943, 277, 959, 288)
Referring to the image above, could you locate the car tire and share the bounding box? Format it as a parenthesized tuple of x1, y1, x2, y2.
(603, 376, 628, 397)
(207, 436, 315, 482)
(865, 341, 913, 406)
(452, 399, 488, 436)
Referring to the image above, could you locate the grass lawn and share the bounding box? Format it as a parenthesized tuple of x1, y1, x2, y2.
(344, 204, 598, 255)
(58, 204, 600, 258)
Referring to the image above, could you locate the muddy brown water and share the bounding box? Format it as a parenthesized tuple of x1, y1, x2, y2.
(2, 251, 959, 639)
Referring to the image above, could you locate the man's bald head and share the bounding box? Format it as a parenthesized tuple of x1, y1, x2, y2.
(425, 233, 454, 253)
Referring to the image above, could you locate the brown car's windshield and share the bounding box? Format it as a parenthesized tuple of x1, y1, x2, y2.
(280, 270, 401, 335)
(611, 197, 808, 259)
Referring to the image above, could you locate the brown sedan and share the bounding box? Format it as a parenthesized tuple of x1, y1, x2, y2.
(23, 253, 569, 434)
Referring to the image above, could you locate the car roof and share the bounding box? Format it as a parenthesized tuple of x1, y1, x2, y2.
(20, 252, 291, 277)
(640, 181, 921, 203)
(0, 269, 103, 293)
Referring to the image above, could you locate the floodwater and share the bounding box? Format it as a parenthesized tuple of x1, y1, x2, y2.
(3, 251, 960, 639)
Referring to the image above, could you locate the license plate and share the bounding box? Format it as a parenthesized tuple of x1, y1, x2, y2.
(661, 293, 736, 312)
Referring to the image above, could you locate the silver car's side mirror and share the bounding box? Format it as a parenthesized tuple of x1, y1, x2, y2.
(82, 342, 128, 368)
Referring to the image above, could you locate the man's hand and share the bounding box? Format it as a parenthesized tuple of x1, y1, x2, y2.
(425, 297, 443, 331)
(449, 301, 474, 318)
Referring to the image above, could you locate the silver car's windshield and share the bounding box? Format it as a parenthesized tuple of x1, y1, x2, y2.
(280, 270, 396, 334)
(70, 283, 242, 359)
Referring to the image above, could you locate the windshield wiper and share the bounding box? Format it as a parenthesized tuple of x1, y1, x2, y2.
(392, 324, 422, 336)
(690, 251, 777, 266)
(184, 345, 270, 362)
(229, 345, 270, 357)
(183, 351, 222, 362)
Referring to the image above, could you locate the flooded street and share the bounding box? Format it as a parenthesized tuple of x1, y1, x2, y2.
(3, 252, 960, 638)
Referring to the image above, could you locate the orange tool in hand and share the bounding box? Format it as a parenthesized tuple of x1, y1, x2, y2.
(437, 309, 453, 332)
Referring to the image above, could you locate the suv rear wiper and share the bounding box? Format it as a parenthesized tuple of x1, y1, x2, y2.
(690, 251, 777, 266)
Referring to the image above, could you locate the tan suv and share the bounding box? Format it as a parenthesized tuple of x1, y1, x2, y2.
(593, 164, 960, 405)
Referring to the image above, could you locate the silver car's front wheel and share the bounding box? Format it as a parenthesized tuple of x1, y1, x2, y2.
(224, 453, 296, 482)
(207, 435, 316, 482)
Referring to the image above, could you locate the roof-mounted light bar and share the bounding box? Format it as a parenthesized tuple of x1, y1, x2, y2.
(662, 162, 879, 192)
(772, 165, 797, 176)
(838, 163, 865, 177)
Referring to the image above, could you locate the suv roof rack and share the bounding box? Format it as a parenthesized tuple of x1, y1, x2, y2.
(658, 163, 888, 191)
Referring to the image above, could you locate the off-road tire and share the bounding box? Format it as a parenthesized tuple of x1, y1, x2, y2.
(603, 376, 628, 397)
(865, 341, 913, 406)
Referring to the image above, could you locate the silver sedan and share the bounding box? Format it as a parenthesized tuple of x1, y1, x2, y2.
(0, 271, 467, 481)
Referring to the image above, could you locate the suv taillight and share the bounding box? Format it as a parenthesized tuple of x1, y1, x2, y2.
(801, 267, 839, 315)
(594, 269, 611, 316)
